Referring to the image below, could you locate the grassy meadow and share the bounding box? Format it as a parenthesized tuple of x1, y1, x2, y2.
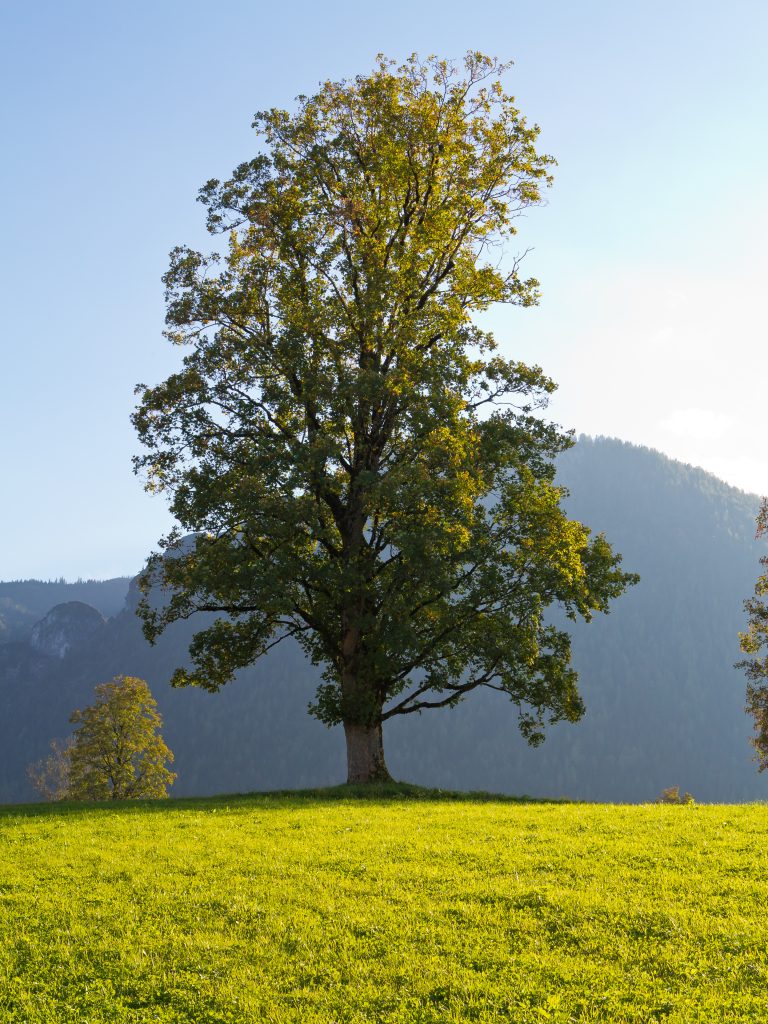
(2, 788, 768, 1022)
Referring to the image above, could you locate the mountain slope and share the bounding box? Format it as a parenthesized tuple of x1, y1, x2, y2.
(388, 437, 764, 801)
(0, 578, 129, 643)
(0, 437, 764, 803)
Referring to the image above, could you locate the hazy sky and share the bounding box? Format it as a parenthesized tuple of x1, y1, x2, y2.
(1, 0, 766, 580)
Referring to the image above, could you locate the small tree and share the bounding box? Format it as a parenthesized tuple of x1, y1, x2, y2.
(738, 498, 768, 769)
(27, 737, 73, 801)
(67, 676, 176, 800)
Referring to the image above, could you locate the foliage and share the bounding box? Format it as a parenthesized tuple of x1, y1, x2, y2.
(67, 676, 176, 800)
(3, 793, 768, 1021)
(25, 738, 73, 801)
(738, 498, 768, 768)
(657, 785, 695, 805)
(133, 53, 635, 779)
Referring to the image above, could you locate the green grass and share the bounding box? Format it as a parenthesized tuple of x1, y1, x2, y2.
(2, 788, 768, 1022)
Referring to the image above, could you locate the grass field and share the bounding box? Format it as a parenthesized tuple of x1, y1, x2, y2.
(2, 786, 768, 1023)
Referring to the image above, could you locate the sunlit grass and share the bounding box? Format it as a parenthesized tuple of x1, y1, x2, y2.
(1, 787, 768, 1022)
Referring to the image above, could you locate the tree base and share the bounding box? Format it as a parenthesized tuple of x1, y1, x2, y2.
(343, 721, 392, 783)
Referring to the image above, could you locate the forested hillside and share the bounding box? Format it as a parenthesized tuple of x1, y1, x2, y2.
(0, 578, 129, 643)
(0, 437, 764, 803)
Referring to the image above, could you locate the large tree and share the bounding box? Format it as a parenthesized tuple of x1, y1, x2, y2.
(134, 53, 636, 783)
(738, 498, 768, 769)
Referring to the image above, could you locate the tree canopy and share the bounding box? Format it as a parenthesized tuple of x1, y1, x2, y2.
(133, 53, 636, 783)
(738, 498, 768, 769)
(67, 676, 176, 800)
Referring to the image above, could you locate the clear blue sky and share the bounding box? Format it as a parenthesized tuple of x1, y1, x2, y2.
(1, 0, 766, 580)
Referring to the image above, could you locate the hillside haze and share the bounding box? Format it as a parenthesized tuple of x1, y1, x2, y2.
(0, 578, 129, 644)
(0, 437, 764, 803)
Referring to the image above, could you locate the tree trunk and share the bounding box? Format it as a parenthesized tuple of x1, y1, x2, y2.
(343, 721, 392, 783)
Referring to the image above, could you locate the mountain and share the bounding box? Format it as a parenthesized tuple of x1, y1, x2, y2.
(0, 437, 764, 803)
(0, 578, 129, 644)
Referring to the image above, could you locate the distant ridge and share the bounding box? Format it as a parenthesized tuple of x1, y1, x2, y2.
(0, 436, 765, 803)
(0, 578, 130, 644)
(581, 433, 761, 497)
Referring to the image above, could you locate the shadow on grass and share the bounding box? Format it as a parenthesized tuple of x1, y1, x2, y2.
(0, 781, 574, 818)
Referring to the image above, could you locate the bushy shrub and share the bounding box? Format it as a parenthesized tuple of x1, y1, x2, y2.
(658, 785, 695, 805)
